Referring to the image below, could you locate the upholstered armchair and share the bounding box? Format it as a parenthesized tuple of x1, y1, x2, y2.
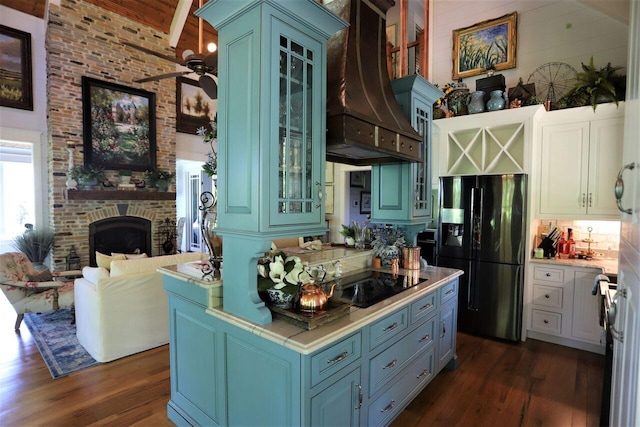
(0, 252, 77, 330)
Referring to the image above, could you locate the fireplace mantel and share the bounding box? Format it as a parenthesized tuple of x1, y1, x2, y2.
(67, 190, 176, 201)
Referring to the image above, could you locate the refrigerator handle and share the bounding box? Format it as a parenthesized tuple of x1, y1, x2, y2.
(470, 187, 483, 253)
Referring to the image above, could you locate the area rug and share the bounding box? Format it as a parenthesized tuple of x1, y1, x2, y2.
(24, 309, 101, 379)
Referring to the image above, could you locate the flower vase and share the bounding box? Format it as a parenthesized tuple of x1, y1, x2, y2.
(266, 288, 295, 309)
(380, 245, 400, 267)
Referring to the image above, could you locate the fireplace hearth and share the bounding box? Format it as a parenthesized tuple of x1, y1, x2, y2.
(89, 216, 152, 266)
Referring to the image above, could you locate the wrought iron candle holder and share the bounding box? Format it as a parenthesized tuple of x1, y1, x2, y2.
(199, 190, 222, 279)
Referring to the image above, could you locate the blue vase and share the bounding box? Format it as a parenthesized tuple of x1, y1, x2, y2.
(380, 245, 400, 267)
(467, 91, 485, 114)
(486, 90, 506, 111)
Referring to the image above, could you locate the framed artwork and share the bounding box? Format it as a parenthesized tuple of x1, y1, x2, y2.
(360, 191, 371, 215)
(176, 76, 217, 134)
(82, 77, 156, 171)
(452, 12, 517, 80)
(350, 171, 365, 188)
(0, 25, 33, 110)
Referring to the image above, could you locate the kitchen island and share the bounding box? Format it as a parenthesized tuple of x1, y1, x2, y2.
(160, 263, 462, 426)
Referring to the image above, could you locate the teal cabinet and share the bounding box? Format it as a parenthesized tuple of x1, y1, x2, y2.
(199, 0, 346, 236)
(310, 366, 362, 426)
(164, 271, 459, 426)
(371, 75, 443, 227)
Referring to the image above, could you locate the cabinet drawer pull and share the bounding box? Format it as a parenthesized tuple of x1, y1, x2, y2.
(383, 322, 399, 332)
(546, 273, 551, 277)
(445, 289, 455, 295)
(381, 400, 396, 413)
(417, 369, 430, 379)
(543, 319, 549, 324)
(582, 193, 586, 207)
(419, 334, 431, 342)
(441, 321, 446, 338)
(588, 192, 592, 207)
(327, 351, 349, 364)
(355, 383, 363, 409)
(419, 303, 432, 311)
(383, 359, 398, 370)
(545, 294, 550, 299)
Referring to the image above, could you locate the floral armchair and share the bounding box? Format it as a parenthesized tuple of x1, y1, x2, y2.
(0, 252, 77, 330)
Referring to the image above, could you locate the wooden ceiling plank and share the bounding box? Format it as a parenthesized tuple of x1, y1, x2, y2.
(83, 0, 174, 33)
(170, 0, 193, 48)
(0, 0, 46, 18)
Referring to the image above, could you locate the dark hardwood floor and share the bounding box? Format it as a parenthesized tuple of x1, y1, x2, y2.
(0, 295, 604, 426)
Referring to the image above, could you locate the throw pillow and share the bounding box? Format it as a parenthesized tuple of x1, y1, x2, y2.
(96, 252, 126, 270)
(82, 266, 110, 283)
(27, 269, 54, 282)
(111, 252, 148, 260)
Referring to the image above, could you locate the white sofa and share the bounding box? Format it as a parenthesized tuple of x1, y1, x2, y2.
(74, 252, 206, 363)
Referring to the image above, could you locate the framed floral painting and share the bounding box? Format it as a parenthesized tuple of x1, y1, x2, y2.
(82, 77, 156, 171)
(452, 12, 517, 79)
(0, 25, 33, 110)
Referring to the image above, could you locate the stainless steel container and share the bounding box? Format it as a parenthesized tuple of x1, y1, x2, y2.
(402, 246, 421, 270)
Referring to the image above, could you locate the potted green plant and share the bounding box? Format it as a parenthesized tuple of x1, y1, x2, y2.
(340, 224, 356, 246)
(144, 169, 175, 191)
(371, 226, 406, 267)
(69, 165, 105, 189)
(13, 225, 55, 268)
(561, 56, 626, 110)
(119, 169, 132, 185)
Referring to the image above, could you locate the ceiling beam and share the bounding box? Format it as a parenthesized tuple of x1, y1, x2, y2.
(170, 0, 193, 48)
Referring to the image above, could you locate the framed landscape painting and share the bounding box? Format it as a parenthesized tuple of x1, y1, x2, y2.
(0, 25, 33, 110)
(452, 12, 517, 79)
(176, 76, 217, 134)
(82, 77, 156, 171)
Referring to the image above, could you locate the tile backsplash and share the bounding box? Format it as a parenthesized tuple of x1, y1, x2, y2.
(535, 219, 620, 257)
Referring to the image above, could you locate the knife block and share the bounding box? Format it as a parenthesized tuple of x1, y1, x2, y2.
(537, 236, 556, 258)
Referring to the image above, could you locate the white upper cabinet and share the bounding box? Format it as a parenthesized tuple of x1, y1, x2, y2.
(536, 103, 624, 219)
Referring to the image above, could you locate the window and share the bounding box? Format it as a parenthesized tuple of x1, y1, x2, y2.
(0, 142, 35, 252)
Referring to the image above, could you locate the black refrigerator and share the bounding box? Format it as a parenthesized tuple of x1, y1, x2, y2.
(436, 174, 527, 342)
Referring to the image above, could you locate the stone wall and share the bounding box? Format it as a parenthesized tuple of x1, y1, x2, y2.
(47, 0, 178, 269)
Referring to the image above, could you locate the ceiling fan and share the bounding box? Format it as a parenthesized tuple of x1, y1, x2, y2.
(123, 0, 218, 99)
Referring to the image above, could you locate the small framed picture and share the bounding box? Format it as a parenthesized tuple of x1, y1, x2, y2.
(360, 191, 371, 215)
(0, 25, 33, 110)
(350, 171, 365, 188)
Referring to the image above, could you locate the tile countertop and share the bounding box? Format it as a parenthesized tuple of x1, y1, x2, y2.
(529, 256, 619, 276)
(162, 264, 463, 355)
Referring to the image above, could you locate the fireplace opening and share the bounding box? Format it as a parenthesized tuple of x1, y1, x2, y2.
(89, 216, 152, 266)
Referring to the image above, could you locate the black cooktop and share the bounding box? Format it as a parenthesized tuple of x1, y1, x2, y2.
(333, 270, 425, 308)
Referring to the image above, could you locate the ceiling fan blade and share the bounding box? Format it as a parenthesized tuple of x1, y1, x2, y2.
(135, 71, 191, 83)
(200, 75, 218, 99)
(123, 41, 185, 66)
(204, 52, 218, 70)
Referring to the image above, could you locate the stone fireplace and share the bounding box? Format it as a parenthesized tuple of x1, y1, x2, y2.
(45, 0, 178, 270)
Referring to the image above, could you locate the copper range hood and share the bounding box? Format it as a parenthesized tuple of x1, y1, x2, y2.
(324, 0, 422, 166)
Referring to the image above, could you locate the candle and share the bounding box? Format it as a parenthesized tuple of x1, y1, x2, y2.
(66, 140, 75, 149)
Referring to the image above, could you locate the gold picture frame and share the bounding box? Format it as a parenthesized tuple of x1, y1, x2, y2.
(452, 12, 517, 80)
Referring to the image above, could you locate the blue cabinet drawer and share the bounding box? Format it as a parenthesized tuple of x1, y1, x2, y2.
(368, 347, 435, 427)
(440, 280, 458, 305)
(310, 332, 362, 386)
(369, 318, 434, 396)
(369, 308, 409, 351)
(409, 291, 437, 324)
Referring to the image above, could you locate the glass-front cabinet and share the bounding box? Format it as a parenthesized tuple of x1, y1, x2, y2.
(273, 30, 321, 226)
(371, 75, 443, 226)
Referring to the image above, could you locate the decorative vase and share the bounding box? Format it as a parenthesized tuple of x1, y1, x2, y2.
(121, 176, 131, 185)
(156, 182, 170, 192)
(345, 237, 355, 247)
(467, 91, 485, 114)
(447, 89, 469, 116)
(486, 90, 506, 111)
(380, 245, 401, 267)
(266, 288, 295, 309)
